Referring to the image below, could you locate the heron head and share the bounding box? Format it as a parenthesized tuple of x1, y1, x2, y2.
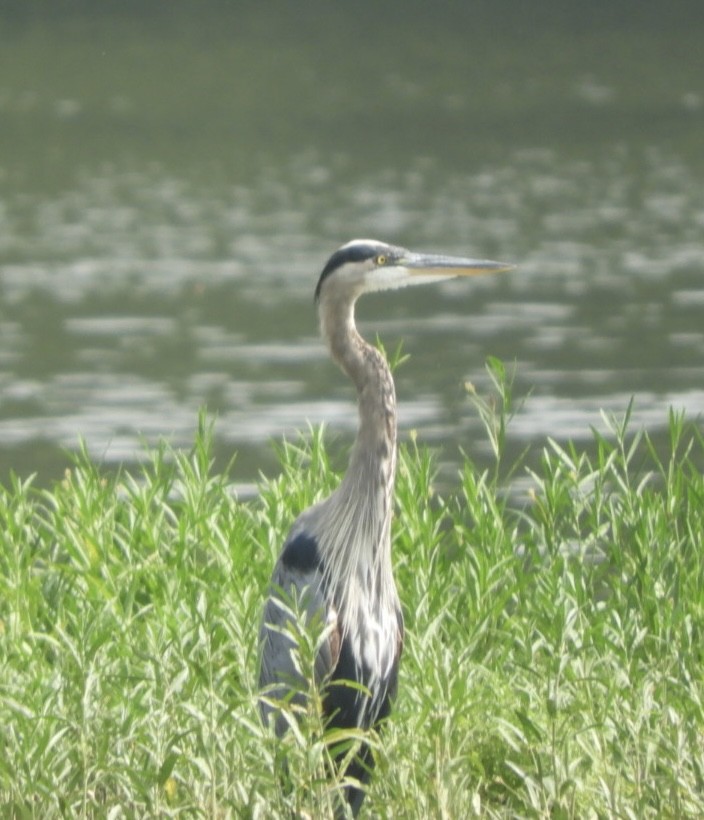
(314, 238, 514, 304)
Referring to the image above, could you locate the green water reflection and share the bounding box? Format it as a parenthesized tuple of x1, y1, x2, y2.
(1, 2, 703, 487)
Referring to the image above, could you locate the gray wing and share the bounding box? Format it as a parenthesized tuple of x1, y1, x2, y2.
(258, 530, 340, 735)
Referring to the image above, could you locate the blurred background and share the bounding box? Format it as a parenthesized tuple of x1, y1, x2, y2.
(1, 1, 703, 493)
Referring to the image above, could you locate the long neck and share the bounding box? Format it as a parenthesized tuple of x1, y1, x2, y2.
(317, 292, 398, 617)
(322, 297, 397, 460)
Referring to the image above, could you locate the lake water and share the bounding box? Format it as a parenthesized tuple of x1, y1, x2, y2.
(1, 3, 703, 492)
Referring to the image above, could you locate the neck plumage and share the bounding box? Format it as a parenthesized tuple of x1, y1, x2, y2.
(316, 293, 398, 620)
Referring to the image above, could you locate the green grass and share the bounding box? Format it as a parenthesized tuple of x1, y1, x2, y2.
(1, 373, 703, 817)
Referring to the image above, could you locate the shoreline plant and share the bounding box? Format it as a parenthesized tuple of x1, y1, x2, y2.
(1, 365, 702, 817)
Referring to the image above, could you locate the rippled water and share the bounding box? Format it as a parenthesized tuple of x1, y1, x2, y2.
(1, 5, 703, 490)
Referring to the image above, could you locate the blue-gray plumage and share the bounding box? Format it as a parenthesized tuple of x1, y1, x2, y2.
(259, 239, 513, 816)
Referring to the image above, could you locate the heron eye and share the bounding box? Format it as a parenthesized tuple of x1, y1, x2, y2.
(376, 254, 387, 266)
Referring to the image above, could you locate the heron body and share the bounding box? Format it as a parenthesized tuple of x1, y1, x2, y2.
(259, 239, 512, 815)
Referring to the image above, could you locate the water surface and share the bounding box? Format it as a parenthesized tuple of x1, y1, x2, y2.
(1, 3, 703, 491)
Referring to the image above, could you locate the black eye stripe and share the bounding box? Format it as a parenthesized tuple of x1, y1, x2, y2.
(321, 245, 377, 278)
(314, 243, 384, 302)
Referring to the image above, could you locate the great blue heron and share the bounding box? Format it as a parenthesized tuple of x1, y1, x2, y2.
(259, 238, 512, 815)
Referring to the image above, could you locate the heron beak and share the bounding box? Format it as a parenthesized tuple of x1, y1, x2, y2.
(403, 252, 515, 278)
(360, 248, 515, 295)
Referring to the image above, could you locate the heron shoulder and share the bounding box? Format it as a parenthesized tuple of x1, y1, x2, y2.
(281, 531, 321, 572)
